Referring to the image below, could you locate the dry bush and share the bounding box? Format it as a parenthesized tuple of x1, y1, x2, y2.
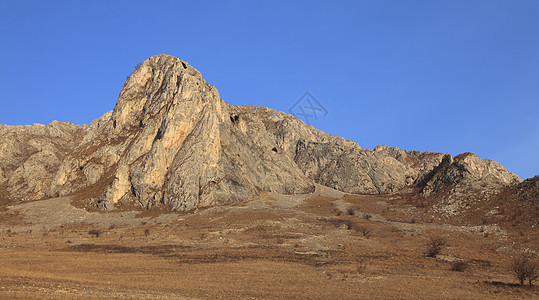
(450, 260, 468, 272)
(88, 229, 103, 237)
(144, 229, 151, 236)
(357, 226, 371, 237)
(425, 236, 447, 257)
(346, 208, 355, 216)
(511, 250, 538, 286)
(362, 213, 372, 220)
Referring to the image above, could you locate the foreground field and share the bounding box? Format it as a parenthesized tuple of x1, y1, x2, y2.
(0, 186, 537, 299)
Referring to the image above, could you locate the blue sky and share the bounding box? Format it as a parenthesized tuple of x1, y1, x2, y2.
(0, 1, 538, 179)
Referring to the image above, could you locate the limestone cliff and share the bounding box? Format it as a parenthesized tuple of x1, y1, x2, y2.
(0, 54, 522, 211)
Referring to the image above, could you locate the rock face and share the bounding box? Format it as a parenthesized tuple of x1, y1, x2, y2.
(0, 121, 89, 202)
(417, 152, 521, 215)
(0, 54, 523, 211)
(294, 143, 447, 194)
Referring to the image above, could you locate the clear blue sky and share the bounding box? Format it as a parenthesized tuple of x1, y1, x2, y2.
(1, 1, 538, 179)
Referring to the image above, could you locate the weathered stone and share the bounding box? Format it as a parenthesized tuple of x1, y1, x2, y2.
(419, 152, 521, 215)
(0, 54, 523, 211)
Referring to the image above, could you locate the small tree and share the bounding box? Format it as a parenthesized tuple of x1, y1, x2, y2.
(425, 236, 447, 258)
(511, 250, 538, 286)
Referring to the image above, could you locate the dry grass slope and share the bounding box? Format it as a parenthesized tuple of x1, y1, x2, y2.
(0, 188, 537, 299)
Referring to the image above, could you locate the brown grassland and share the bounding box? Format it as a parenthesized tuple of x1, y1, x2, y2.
(0, 187, 537, 299)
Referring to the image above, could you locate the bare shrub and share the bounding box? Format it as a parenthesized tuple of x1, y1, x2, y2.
(425, 236, 447, 257)
(144, 229, 151, 236)
(88, 229, 103, 237)
(363, 213, 372, 220)
(346, 208, 355, 216)
(450, 260, 468, 272)
(511, 250, 538, 286)
(357, 226, 371, 237)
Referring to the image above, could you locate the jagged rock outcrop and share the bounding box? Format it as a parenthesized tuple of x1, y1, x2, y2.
(0, 121, 89, 202)
(0, 54, 523, 211)
(294, 143, 447, 194)
(419, 152, 521, 215)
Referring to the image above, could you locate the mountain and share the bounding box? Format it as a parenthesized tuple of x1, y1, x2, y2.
(0, 54, 522, 211)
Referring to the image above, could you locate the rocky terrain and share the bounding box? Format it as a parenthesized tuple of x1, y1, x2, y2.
(0, 54, 522, 214)
(487, 175, 539, 226)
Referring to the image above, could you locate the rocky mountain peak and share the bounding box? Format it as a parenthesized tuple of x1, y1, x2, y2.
(0, 54, 523, 213)
(111, 54, 222, 132)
